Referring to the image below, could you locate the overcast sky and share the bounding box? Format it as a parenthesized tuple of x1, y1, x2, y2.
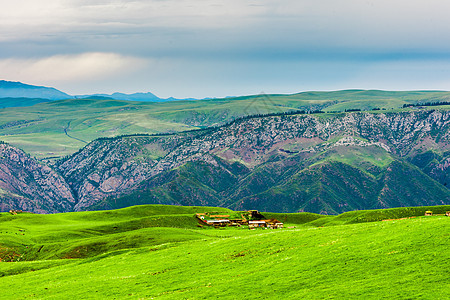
(1, 0, 450, 98)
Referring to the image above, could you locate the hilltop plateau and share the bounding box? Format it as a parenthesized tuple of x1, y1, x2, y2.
(1, 89, 450, 159)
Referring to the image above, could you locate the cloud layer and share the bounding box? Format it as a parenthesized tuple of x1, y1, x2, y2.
(0, 53, 147, 85)
(1, 0, 450, 97)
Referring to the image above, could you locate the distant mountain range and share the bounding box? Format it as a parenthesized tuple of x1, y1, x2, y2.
(75, 92, 160, 101)
(74, 92, 204, 102)
(0, 80, 206, 107)
(0, 80, 72, 100)
(2, 80, 450, 111)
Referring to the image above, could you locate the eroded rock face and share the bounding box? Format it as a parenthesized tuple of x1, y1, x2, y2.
(0, 143, 75, 213)
(1, 110, 449, 213)
(56, 136, 174, 210)
(55, 110, 450, 211)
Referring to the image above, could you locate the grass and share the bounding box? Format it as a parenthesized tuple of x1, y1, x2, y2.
(1, 90, 449, 159)
(315, 144, 395, 174)
(0, 97, 51, 108)
(0, 204, 449, 299)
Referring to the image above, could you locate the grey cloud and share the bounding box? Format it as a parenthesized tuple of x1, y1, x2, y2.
(1, 0, 450, 96)
(3, 0, 450, 55)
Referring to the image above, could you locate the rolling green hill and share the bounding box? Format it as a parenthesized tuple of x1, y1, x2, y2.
(0, 97, 51, 109)
(1, 90, 449, 159)
(0, 204, 449, 299)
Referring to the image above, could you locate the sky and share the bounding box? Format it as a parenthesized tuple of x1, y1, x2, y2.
(1, 0, 450, 98)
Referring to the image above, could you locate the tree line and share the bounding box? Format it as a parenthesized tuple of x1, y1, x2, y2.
(403, 101, 450, 108)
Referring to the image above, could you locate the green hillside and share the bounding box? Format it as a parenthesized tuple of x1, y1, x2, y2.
(1, 90, 449, 159)
(92, 143, 449, 215)
(0, 204, 449, 299)
(0, 97, 51, 108)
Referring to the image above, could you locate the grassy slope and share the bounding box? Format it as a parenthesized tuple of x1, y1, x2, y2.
(225, 145, 394, 211)
(88, 141, 449, 215)
(0, 205, 232, 261)
(0, 204, 449, 299)
(0, 98, 51, 108)
(1, 90, 449, 159)
(0, 99, 195, 159)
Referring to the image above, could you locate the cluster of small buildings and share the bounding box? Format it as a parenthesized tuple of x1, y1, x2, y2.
(196, 210, 283, 229)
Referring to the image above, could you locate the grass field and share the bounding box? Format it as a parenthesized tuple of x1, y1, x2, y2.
(1, 90, 450, 159)
(0, 204, 448, 299)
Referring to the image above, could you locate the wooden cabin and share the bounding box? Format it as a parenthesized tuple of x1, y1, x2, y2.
(248, 219, 284, 229)
(248, 220, 267, 229)
(264, 219, 284, 229)
(206, 219, 230, 227)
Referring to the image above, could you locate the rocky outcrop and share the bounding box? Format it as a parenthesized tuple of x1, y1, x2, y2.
(55, 110, 450, 212)
(0, 143, 75, 213)
(1, 110, 449, 214)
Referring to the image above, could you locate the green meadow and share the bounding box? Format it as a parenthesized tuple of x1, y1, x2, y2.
(0, 205, 449, 299)
(1, 90, 450, 159)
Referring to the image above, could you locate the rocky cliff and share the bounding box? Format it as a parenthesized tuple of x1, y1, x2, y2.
(1, 109, 449, 214)
(0, 143, 75, 213)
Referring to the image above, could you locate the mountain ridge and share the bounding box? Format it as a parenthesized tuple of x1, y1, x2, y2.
(0, 80, 72, 100)
(0, 80, 207, 104)
(2, 80, 450, 105)
(1, 109, 449, 214)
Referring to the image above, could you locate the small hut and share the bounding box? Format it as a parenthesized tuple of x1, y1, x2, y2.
(206, 219, 230, 227)
(248, 220, 267, 229)
(248, 219, 284, 229)
(264, 219, 284, 229)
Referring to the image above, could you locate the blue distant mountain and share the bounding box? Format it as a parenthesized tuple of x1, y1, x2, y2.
(0, 80, 72, 100)
(77, 92, 162, 102)
(76, 92, 207, 102)
(0, 80, 208, 108)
